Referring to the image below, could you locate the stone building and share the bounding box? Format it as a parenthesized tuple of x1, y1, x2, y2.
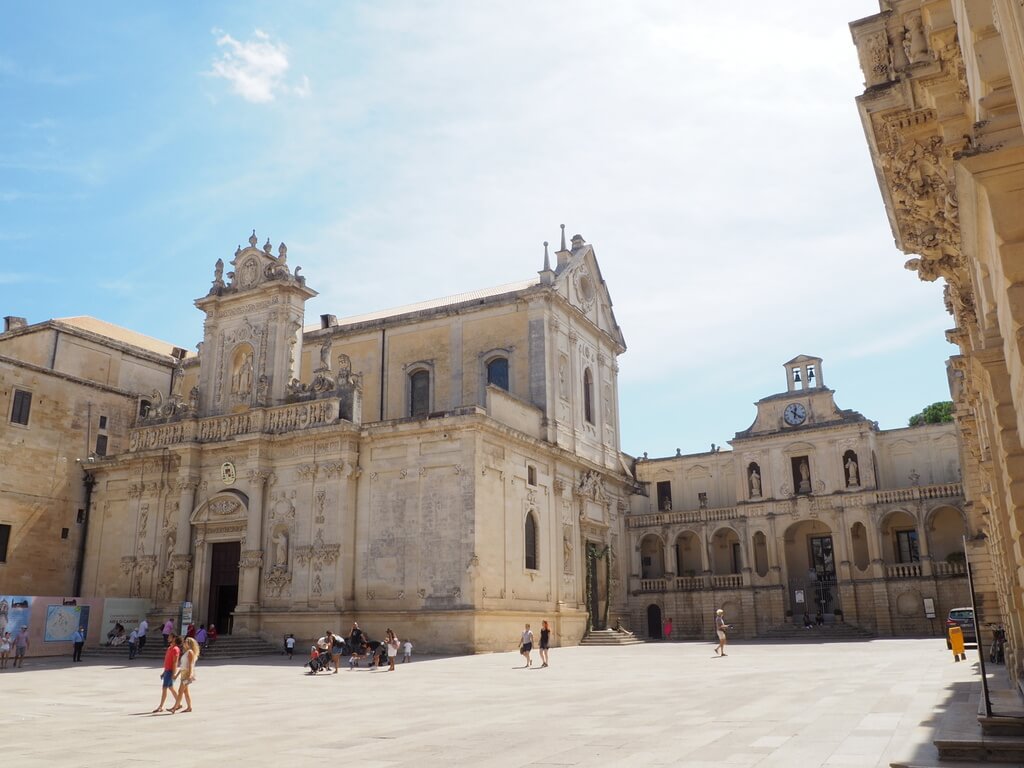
(70, 230, 631, 652)
(626, 356, 969, 640)
(850, 2, 1024, 688)
(0, 316, 180, 595)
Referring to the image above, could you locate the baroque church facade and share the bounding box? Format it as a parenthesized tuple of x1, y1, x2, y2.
(69, 230, 631, 652)
(2, 231, 972, 651)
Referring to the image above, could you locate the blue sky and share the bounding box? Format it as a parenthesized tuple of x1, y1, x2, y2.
(1, 1, 955, 457)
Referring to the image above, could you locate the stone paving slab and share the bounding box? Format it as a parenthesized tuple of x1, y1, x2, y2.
(0, 639, 982, 767)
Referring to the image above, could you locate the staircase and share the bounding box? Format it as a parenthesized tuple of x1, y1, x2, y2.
(579, 628, 645, 646)
(760, 622, 874, 641)
(89, 634, 282, 661)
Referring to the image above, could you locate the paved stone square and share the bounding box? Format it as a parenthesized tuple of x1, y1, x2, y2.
(0, 638, 978, 767)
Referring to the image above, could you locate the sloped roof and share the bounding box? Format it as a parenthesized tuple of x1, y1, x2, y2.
(308, 278, 540, 331)
(54, 316, 185, 357)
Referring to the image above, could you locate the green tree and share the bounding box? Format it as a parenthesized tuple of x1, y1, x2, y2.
(908, 401, 954, 426)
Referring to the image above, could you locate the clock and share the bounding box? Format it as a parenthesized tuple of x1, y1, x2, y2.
(783, 402, 807, 426)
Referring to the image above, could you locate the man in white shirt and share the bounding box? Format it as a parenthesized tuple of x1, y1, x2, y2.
(137, 618, 149, 652)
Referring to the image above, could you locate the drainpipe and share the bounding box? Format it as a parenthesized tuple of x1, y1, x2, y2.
(73, 470, 96, 597)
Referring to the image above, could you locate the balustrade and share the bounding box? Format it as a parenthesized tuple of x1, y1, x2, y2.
(886, 563, 922, 579)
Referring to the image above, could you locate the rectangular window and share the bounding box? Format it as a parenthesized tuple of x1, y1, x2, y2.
(896, 529, 920, 563)
(95, 434, 108, 457)
(527, 465, 537, 486)
(77, 509, 86, 524)
(10, 389, 31, 425)
(656, 481, 673, 511)
(98, 415, 108, 429)
(61, 527, 70, 539)
(0, 524, 9, 562)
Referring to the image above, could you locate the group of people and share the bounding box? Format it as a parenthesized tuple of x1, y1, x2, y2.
(518, 620, 553, 668)
(152, 632, 201, 714)
(308, 623, 412, 673)
(0, 627, 29, 668)
(125, 618, 217, 660)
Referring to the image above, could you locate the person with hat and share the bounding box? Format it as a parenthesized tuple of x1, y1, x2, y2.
(714, 609, 731, 657)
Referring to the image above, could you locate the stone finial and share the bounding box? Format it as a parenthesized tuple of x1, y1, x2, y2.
(543, 241, 550, 271)
(278, 243, 288, 262)
(539, 240, 555, 285)
(264, 238, 273, 254)
(560, 224, 566, 251)
(571, 234, 585, 250)
(249, 230, 258, 247)
(235, 245, 242, 256)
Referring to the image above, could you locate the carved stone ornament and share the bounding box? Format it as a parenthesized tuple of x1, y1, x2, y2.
(239, 549, 264, 569)
(208, 498, 241, 516)
(265, 566, 292, 598)
(221, 462, 237, 485)
(577, 470, 608, 503)
(136, 555, 158, 574)
(120, 556, 136, 575)
(169, 554, 192, 572)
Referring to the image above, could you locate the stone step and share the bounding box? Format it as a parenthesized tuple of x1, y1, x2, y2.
(934, 736, 1024, 764)
(90, 635, 281, 659)
(761, 623, 874, 641)
(579, 629, 645, 647)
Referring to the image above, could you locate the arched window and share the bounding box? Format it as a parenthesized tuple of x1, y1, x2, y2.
(524, 512, 538, 570)
(583, 368, 594, 424)
(410, 370, 430, 418)
(486, 357, 509, 391)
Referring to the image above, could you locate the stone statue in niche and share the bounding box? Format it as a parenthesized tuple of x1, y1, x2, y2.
(272, 529, 289, 568)
(213, 258, 224, 286)
(558, 358, 568, 399)
(232, 351, 254, 395)
(318, 340, 331, 371)
(563, 527, 573, 574)
(749, 467, 762, 498)
(187, 386, 199, 413)
(845, 456, 859, 486)
(798, 460, 811, 494)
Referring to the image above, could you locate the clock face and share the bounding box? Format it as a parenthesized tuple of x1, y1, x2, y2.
(783, 403, 807, 426)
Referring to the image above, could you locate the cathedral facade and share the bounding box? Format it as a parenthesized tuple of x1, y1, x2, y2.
(626, 356, 970, 640)
(70, 230, 631, 652)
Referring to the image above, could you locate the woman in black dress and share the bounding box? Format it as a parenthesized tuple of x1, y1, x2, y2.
(539, 620, 552, 667)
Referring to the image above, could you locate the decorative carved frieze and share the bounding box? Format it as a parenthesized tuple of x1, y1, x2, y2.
(169, 554, 192, 572)
(265, 566, 292, 598)
(239, 549, 264, 569)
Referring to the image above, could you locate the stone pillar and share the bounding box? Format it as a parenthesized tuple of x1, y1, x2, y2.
(237, 469, 271, 612)
(171, 477, 199, 603)
(916, 502, 934, 577)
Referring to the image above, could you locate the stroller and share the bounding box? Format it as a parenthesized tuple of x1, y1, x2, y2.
(306, 645, 332, 674)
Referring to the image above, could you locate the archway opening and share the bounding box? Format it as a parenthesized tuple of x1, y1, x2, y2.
(674, 531, 701, 577)
(783, 519, 838, 615)
(711, 527, 741, 575)
(647, 604, 663, 639)
(640, 534, 665, 579)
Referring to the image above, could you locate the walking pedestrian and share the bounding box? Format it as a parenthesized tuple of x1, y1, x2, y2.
(128, 627, 139, 660)
(713, 609, 731, 656)
(539, 620, 553, 667)
(161, 617, 174, 646)
(663, 617, 673, 641)
(72, 626, 85, 662)
(170, 637, 200, 714)
(0, 631, 11, 669)
(152, 633, 181, 713)
(195, 624, 208, 651)
(386, 629, 399, 671)
(14, 626, 29, 667)
(285, 633, 295, 659)
(520, 623, 534, 668)
(137, 617, 149, 653)
(402, 639, 412, 663)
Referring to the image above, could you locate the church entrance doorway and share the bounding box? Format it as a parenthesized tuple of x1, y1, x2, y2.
(647, 604, 663, 639)
(586, 542, 609, 631)
(208, 541, 240, 634)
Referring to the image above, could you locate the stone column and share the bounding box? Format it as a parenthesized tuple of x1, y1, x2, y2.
(916, 502, 934, 577)
(170, 477, 199, 602)
(237, 469, 271, 613)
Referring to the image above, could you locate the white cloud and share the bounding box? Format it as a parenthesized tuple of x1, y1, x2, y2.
(208, 28, 307, 103)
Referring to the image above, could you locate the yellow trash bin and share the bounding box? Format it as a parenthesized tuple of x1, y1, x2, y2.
(949, 625, 965, 660)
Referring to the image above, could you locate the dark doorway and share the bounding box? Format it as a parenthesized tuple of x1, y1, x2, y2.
(208, 541, 240, 635)
(586, 543, 609, 631)
(808, 535, 838, 613)
(647, 604, 663, 639)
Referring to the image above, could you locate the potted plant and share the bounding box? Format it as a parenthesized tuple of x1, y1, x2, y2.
(834, 608, 844, 622)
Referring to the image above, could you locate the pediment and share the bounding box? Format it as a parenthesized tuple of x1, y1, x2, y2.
(191, 490, 249, 524)
(556, 243, 625, 351)
(685, 464, 710, 478)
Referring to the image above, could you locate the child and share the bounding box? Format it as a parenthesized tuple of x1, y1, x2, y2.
(128, 628, 139, 660)
(285, 633, 296, 659)
(402, 639, 412, 663)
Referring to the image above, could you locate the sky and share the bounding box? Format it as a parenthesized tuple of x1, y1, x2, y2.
(1, 1, 956, 457)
